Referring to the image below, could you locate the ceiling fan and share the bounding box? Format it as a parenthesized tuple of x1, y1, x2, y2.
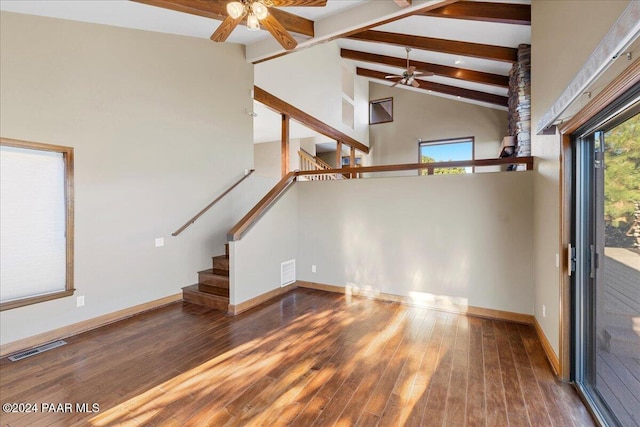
(211, 0, 327, 51)
(385, 47, 432, 88)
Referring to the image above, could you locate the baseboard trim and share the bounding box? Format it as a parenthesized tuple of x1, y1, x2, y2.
(297, 281, 534, 325)
(0, 293, 182, 358)
(534, 317, 560, 376)
(228, 283, 297, 315)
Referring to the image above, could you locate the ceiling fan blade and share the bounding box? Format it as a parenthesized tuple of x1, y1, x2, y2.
(408, 65, 416, 74)
(271, 0, 327, 6)
(412, 80, 420, 88)
(210, 15, 243, 42)
(261, 13, 298, 50)
(391, 80, 400, 87)
(385, 75, 400, 79)
(394, 0, 412, 7)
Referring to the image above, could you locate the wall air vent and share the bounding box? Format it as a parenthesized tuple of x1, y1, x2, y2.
(281, 259, 296, 287)
(8, 340, 67, 362)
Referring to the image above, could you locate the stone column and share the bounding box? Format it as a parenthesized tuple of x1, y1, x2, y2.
(508, 44, 531, 157)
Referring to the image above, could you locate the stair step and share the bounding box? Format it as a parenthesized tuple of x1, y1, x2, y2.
(212, 256, 229, 275)
(182, 284, 228, 311)
(197, 284, 229, 297)
(603, 326, 640, 358)
(198, 269, 229, 289)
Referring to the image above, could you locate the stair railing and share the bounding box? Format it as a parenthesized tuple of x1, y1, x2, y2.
(298, 149, 341, 181)
(172, 169, 255, 236)
(227, 171, 296, 241)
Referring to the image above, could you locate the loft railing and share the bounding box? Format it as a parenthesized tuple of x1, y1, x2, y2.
(298, 156, 533, 178)
(172, 169, 255, 237)
(298, 149, 341, 181)
(227, 157, 533, 241)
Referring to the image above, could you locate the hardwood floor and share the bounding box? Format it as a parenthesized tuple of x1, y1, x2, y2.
(0, 289, 594, 426)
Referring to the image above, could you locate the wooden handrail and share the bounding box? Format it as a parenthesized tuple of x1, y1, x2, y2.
(296, 156, 534, 177)
(227, 157, 533, 241)
(172, 169, 255, 237)
(227, 172, 297, 241)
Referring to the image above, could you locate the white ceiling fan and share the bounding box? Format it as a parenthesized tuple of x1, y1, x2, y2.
(385, 47, 431, 88)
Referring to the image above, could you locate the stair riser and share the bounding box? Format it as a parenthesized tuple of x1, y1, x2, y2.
(212, 268, 229, 276)
(183, 287, 228, 311)
(198, 274, 229, 289)
(198, 283, 230, 297)
(213, 258, 229, 271)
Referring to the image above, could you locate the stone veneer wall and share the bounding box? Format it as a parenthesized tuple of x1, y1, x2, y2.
(508, 44, 532, 157)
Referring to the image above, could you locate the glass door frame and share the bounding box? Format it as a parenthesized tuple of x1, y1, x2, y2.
(570, 84, 640, 427)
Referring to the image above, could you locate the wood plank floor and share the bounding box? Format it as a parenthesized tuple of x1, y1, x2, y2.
(0, 288, 595, 427)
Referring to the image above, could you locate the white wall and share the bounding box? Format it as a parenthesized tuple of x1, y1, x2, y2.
(368, 83, 508, 173)
(530, 0, 632, 355)
(296, 172, 534, 314)
(255, 41, 369, 148)
(0, 12, 254, 345)
(230, 186, 297, 305)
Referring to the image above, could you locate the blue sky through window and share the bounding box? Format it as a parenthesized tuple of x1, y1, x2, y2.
(420, 141, 472, 162)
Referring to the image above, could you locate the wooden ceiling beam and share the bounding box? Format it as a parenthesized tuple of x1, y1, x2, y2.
(356, 67, 508, 107)
(341, 49, 508, 88)
(271, 0, 327, 5)
(131, 0, 315, 37)
(346, 30, 517, 63)
(421, 1, 531, 25)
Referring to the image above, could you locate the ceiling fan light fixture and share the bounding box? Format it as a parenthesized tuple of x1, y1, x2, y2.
(226, 1, 245, 19)
(247, 13, 260, 31)
(251, 1, 269, 20)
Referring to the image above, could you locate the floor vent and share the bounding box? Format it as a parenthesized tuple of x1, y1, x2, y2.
(8, 340, 67, 362)
(281, 259, 296, 287)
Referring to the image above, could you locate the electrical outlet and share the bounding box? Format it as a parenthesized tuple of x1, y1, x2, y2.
(542, 305, 546, 318)
(155, 237, 164, 247)
(311, 265, 316, 273)
(77, 296, 85, 307)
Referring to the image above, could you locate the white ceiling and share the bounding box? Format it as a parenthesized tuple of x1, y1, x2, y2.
(0, 0, 531, 144)
(0, 0, 367, 45)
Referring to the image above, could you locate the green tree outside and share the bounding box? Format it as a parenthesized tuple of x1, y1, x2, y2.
(604, 113, 640, 247)
(420, 156, 467, 175)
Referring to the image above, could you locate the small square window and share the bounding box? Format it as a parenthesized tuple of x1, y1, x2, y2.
(369, 98, 393, 125)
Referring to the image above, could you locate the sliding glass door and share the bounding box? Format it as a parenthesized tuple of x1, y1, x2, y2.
(573, 86, 640, 426)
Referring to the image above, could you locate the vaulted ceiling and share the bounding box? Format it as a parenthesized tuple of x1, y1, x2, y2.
(0, 0, 531, 112)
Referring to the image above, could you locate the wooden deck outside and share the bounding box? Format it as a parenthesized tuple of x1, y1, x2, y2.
(0, 288, 594, 426)
(597, 249, 640, 426)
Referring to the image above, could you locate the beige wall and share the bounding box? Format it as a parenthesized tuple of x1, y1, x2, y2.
(297, 172, 534, 315)
(255, 41, 369, 147)
(368, 83, 508, 171)
(531, 0, 632, 355)
(0, 12, 254, 345)
(254, 138, 310, 179)
(254, 141, 281, 179)
(230, 186, 298, 305)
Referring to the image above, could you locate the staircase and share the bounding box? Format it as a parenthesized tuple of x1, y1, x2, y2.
(182, 244, 229, 311)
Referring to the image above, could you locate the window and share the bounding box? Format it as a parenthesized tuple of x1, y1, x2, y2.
(0, 138, 74, 311)
(369, 97, 393, 125)
(419, 136, 474, 175)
